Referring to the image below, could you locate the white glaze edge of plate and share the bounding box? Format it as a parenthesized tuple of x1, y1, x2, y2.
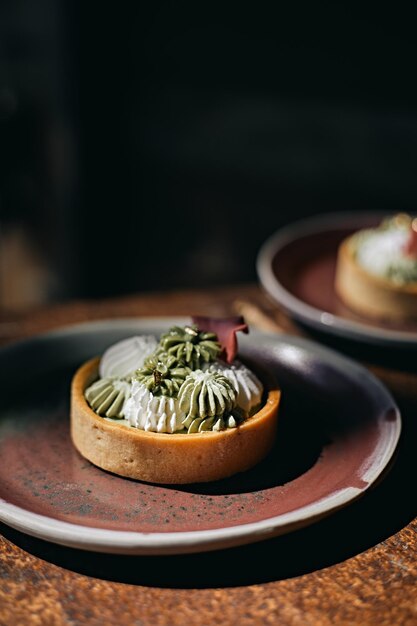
(257, 211, 417, 346)
(0, 317, 190, 365)
(0, 318, 402, 554)
(0, 486, 368, 555)
(27, 316, 189, 340)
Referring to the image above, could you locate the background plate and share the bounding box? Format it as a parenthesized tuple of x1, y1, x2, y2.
(257, 212, 417, 347)
(0, 319, 401, 554)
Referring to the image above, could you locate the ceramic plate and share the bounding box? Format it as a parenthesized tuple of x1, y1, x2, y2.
(257, 212, 417, 347)
(0, 319, 401, 554)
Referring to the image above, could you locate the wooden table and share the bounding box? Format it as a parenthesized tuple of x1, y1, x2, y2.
(0, 285, 416, 626)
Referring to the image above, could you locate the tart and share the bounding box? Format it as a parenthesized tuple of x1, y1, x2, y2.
(335, 214, 417, 321)
(70, 317, 281, 484)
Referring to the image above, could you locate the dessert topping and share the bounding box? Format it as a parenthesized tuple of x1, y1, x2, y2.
(159, 325, 221, 369)
(85, 378, 131, 418)
(99, 335, 158, 379)
(205, 359, 263, 415)
(404, 218, 417, 258)
(124, 381, 185, 433)
(178, 370, 238, 433)
(191, 315, 248, 363)
(134, 353, 190, 397)
(354, 214, 417, 285)
(85, 318, 264, 434)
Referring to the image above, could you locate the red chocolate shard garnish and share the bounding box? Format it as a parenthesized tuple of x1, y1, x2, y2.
(191, 315, 249, 364)
(404, 220, 417, 257)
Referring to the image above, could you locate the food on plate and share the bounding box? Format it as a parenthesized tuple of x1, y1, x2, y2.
(70, 317, 281, 484)
(335, 213, 417, 320)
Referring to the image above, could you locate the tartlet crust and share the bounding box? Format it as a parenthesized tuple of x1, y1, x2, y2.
(335, 235, 417, 321)
(71, 357, 281, 484)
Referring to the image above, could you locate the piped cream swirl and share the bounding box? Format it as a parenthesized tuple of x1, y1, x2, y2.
(99, 335, 158, 379)
(88, 329, 264, 434)
(204, 360, 263, 415)
(178, 370, 237, 432)
(124, 380, 185, 433)
(85, 378, 131, 418)
(353, 216, 417, 285)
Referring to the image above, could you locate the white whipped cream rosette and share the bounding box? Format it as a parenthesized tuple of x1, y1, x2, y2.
(203, 359, 263, 415)
(124, 380, 185, 433)
(99, 335, 158, 379)
(356, 229, 408, 276)
(354, 217, 417, 285)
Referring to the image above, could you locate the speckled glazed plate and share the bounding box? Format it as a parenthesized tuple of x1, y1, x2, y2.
(257, 212, 417, 347)
(0, 319, 401, 555)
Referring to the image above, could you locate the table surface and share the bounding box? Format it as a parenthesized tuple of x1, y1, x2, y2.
(0, 285, 416, 626)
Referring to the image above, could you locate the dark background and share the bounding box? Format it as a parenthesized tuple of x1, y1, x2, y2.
(1, 1, 417, 309)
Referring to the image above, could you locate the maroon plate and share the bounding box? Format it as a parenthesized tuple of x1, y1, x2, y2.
(257, 212, 417, 346)
(0, 320, 401, 554)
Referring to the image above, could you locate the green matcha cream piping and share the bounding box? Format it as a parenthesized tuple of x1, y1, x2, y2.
(178, 370, 239, 433)
(85, 378, 130, 419)
(134, 353, 190, 397)
(159, 325, 221, 369)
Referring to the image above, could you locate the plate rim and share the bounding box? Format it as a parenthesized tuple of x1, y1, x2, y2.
(0, 318, 402, 555)
(257, 211, 417, 347)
